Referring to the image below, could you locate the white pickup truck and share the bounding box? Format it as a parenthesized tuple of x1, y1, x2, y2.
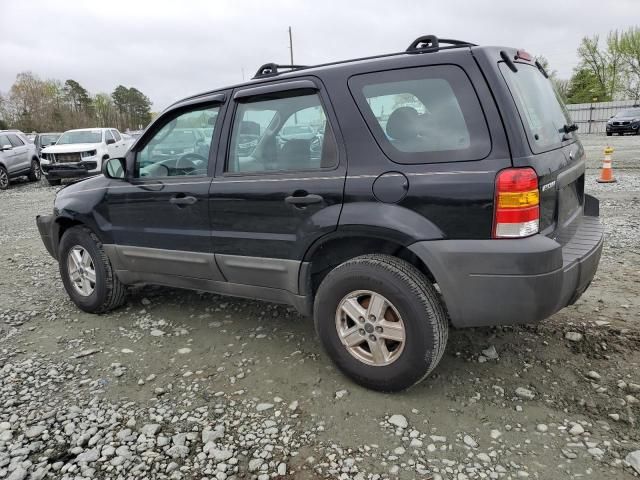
(40, 128, 133, 185)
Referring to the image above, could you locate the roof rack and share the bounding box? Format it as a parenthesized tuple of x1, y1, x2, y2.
(406, 35, 476, 53)
(253, 63, 308, 79)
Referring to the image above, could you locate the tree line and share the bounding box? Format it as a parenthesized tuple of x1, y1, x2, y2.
(0, 72, 153, 132)
(541, 26, 640, 103)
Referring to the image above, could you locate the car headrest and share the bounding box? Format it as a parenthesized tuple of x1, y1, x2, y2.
(385, 106, 421, 141)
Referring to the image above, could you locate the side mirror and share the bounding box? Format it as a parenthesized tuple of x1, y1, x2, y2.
(106, 138, 116, 145)
(103, 157, 126, 179)
(1, 144, 12, 151)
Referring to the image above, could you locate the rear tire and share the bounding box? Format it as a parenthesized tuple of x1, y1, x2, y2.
(314, 254, 448, 392)
(47, 178, 61, 186)
(0, 166, 8, 190)
(606, 132, 612, 136)
(28, 159, 41, 182)
(59, 226, 127, 313)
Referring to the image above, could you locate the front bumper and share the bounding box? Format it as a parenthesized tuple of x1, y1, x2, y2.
(606, 123, 639, 134)
(36, 214, 58, 259)
(409, 199, 604, 328)
(41, 161, 98, 179)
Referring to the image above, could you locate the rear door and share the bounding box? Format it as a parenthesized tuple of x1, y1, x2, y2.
(209, 78, 346, 293)
(496, 58, 583, 239)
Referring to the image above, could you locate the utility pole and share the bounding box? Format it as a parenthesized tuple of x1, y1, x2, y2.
(289, 26, 298, 124)
(288, 26, 294, 65)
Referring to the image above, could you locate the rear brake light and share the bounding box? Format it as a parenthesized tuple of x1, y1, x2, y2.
(493, 168, 539, 238)
(515, 49, 532, 61)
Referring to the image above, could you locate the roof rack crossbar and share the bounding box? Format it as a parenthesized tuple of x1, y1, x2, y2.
(253, 63, 309, 79)
(406, 35, 476, 53)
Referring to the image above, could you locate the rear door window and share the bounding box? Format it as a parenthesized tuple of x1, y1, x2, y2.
(349, 65, 491, 164)
(499, 63, 573, 153)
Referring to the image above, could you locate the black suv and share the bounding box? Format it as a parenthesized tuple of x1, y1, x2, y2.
(36, 36, 604, 391)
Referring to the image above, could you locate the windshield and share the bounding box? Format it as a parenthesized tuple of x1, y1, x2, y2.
(499, 63, 573, 152)
(57, 130, 102, 145)
(615, 108, 640, 118)
(164, 130, 198, 145)
(40, 134, 60, 145)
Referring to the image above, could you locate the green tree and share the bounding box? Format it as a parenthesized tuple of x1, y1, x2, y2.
(566, 69, 608, 104)
(127, 87, 152, 129)
(619, 27, 640, 100)
(111, 85, 152, 130)
(63, 79, 92, 113)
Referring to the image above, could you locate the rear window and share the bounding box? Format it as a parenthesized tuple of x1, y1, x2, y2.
(349, 65, 491, 164)
(499, 63, 573, 152)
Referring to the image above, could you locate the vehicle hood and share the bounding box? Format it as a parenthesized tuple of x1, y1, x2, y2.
(42, 143, 101, 154)
(56, 174, 108, 198)
(610, 116, 640, 122)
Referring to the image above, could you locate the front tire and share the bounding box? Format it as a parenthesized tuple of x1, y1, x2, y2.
(606, 132, 612, 136)
(28, 159, 41, 182)
(314, 254, 448, 392)
(58, 226, 127, 313)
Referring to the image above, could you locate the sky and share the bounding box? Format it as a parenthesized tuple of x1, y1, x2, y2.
(2, 0, 637, 111)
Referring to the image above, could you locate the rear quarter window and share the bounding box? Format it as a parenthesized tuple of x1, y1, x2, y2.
(348, 65, 491, 164)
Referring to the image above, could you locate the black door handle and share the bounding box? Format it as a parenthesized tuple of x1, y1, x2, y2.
(169, 195, 198, 206)
(285, 193, 323, 206)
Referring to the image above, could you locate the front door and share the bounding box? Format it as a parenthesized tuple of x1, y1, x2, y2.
(7, 133, 30, 173)
(0, 133, 19, 174)
(105, 100, 225, 280)
(209, 80, 346, 293)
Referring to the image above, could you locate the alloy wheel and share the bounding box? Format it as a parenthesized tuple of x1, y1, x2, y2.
(33, 161, 41, 180)
(67, 246, 97, 296)
(335, 290, 406, 366)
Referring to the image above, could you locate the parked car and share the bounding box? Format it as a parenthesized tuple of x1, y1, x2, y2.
(606, 107, 640, 136)
(0, 130, 41, 189)
(34, 132, 62, 155)
(36, 35, 604, 391)
(39, 128, 129, 185)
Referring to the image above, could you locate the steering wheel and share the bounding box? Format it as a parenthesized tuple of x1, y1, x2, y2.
(176, 153, 207, 175)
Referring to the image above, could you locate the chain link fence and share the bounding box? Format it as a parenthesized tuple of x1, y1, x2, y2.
(566, 100, 640, 134)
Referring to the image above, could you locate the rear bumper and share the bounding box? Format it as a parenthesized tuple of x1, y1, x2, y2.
(36, 214, 58, 259)
(42, 161, 98, 179)
(409, 199, 604, 327)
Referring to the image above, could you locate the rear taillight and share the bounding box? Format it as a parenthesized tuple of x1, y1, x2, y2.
(493, 168, 539, 238)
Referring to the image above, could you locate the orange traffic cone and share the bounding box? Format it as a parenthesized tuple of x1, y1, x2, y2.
(597, 146, 616, 183)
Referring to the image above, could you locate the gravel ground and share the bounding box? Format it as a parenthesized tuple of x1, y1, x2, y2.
(1, 134, 639, 480)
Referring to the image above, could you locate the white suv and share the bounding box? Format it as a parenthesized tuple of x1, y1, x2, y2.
(0, 130, 41, 190)
(40, 128, 131, 185)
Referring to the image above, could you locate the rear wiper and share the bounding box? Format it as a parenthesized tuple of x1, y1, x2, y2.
(562, 123, 578, 133)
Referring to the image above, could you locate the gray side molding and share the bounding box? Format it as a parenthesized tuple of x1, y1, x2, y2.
(216, 254, 304, 293)
(103, 245, 225, 281)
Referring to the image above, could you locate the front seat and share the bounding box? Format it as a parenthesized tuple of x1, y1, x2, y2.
(385, 106, 424, 151)
(279, 138, 311, 170)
